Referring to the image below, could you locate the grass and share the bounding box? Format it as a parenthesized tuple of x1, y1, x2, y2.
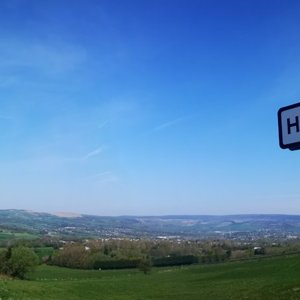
(0, 232, 38, 241)
(34, 247, 54, 261)
(0, 254, 300, 299)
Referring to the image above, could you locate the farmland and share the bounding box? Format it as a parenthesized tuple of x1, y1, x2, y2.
(0, 231, 38, 241)
(0, 254, 300, 299)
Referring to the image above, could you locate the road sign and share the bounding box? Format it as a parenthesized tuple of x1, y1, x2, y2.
(278, 102, 300, 150)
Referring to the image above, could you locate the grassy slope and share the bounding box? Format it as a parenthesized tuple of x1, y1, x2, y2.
(1, 255, 300, 300)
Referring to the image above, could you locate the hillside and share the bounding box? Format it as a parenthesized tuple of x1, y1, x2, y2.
(0, 209, 300, 240)
(1, 254, 300, 299)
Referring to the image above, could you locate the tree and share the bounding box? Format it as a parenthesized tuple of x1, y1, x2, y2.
(138, 256, 152, 274)
(3, 246, 39, 279)
(51, 244, 89, 269)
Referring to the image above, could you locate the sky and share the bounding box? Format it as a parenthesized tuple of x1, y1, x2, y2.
(1, 0, 300, 216)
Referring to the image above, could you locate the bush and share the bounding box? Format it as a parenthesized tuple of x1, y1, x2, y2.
(153, 255, 198, 267)
(51, 245, 89, 269)
(93, 258, 141, 270)
(1, 246, 39, 279)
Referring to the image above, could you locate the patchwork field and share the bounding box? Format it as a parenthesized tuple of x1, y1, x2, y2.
(0, 254, 300, 299)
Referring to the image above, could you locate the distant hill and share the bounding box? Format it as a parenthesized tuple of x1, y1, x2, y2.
(50, 212, 82, 218)
(0, 209, 300, 240)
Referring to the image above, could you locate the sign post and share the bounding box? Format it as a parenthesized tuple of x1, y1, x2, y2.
(278, 102, 300, 150)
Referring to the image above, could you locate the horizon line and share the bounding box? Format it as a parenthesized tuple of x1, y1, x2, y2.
(2, 209, 300, 218)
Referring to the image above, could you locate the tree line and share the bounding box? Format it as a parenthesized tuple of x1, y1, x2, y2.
(2, 237, 300, 278)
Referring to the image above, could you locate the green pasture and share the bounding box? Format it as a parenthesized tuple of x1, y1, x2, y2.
(34, 247, 54, 260)
(0, 231, 38, 241)
(1, 254, 300, 299)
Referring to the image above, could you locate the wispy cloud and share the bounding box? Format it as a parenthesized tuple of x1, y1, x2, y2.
(82, 146, 104, 160)
(149, 115, 194, 134)
(0, 38, 87, 75)
(98, 120, 109, 129)
(94, 171, 118, 184)
(153, 117, 185, 132)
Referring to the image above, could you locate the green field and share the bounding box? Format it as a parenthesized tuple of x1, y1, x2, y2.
(0, 231, 38, 241)
(34, 247, 54, 260)
(1, 255, 300, 299)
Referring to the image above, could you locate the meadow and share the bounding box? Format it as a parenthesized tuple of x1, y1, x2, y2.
(0, 254, 299, 299)
(0, 231, 38, 241)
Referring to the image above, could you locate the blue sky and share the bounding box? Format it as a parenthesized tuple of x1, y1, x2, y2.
(0, 0, 300, 215)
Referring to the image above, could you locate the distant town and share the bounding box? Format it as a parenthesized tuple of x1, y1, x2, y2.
(1, 209, 300, 242)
